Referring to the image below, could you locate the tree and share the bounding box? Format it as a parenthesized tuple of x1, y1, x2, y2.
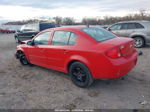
(82, 18, 98, 25)
(63, 17, 75, 25)
(139, 9, 146, 20)
(53, 16, 62, 25)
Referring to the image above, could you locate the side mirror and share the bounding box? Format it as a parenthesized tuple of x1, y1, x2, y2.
(108, 28, 111, 31)
(27, 41, 34, 46)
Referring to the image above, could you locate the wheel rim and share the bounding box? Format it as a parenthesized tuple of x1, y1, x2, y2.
(21, 55, 28, 65)
(72, 67, 87, 82)
(134, 38, 143, 47)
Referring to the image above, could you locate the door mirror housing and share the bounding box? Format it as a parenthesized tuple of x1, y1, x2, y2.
(27, 40, 34, 46)
(108, 28, 111, 31)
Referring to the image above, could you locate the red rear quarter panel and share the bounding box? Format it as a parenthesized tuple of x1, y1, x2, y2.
(60, 28, 112, 78)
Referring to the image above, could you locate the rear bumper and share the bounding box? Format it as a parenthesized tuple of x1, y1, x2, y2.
(94, 51, 138, 79)
(112, 52, 138, 78)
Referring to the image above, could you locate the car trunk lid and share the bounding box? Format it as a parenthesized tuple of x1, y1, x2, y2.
(96, 37, 135, 58)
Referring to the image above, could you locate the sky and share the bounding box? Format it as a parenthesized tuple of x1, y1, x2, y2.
(0, 0, 150, 23)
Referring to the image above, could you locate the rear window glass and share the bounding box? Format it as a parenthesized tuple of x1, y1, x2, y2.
(68, 33, 77, 45)
(135, 23, 144, 29)
(52, 31, 70, 45)
(52, 31, 77, 45)
(127, 23, 137, 29)
(81, 27, 116, 42)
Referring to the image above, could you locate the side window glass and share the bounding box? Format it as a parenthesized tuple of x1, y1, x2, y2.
(121, 23, 128, 30)
(127, 23, 136, 29)
(52, 31, 70, 45)
(135, 23, 144, 29)
(68, 33, 77, 45)
(109, 24, 121, 31)
(34, 32, 50, 45)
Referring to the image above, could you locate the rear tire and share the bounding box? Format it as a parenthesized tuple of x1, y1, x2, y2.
(133, 37, 145, 48)
(69, 62, 94, 88)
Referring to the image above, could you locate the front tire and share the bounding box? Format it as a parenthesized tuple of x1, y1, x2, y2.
(19, 53, 30, 65)
(133, 37, 145, 48)
(15, 37, 20, 43)
(69, 62, 94, 88)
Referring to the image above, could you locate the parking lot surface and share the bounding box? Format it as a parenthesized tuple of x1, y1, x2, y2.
(0, 34, 150, 109)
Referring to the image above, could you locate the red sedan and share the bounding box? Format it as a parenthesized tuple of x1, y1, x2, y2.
(15, 27, 138, 87)
(0, 28, 15, 33)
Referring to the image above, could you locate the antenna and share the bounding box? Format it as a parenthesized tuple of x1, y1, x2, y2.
(86, 24, 89, 28)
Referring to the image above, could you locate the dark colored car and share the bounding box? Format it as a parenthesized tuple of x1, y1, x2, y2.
(14, 22, 56, 43)
(15, 27, 138, 88)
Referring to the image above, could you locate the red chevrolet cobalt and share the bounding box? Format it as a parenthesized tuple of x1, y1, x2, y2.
(15, 27, 138, 87)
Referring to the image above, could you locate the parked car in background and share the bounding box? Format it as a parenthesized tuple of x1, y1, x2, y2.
(14, 22, 57, 43)
(108, 21, 150, 48)
(15, 27, 138, 88)
(7, 28, 16, 33)
(0, 28, 15, 33)
(0, 28, 5, 33)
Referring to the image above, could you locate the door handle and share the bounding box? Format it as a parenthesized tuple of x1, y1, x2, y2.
(63, 50, 69, 54)
(40, 48, 46, 52)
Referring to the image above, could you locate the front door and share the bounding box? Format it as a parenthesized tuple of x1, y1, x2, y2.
(28, 31, 51, 67)
(109, 23, 126, 37)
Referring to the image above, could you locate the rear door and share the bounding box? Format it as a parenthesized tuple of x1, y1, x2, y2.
(45, 30, 77, 70)
(122, 23, 137, 37)
(123, 23, 144, 37)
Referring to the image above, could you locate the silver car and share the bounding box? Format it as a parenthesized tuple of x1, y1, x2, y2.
(108, 21, 150, 48)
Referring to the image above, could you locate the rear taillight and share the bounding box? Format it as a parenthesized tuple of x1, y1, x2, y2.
(106, 48, 122, 59)
(106, 41, 135, 59)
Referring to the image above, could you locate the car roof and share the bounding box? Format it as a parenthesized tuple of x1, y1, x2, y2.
(23, 22, 56, 25)
(117, 20, 150, 24)
(44, 26, 88, 32)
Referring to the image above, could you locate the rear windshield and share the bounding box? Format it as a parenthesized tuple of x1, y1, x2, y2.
(81, 27, 116, 42)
